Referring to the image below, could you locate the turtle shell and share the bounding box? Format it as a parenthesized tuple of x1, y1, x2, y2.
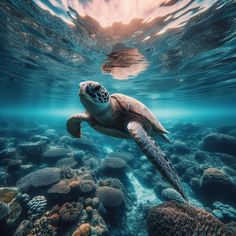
(110, 93, 169, 134)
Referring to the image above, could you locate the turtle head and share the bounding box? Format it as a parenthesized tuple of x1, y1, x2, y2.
(79, 81, 110, 114)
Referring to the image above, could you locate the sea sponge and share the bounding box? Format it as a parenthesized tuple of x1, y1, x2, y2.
(147, 201, 233, 236)
(96, 186, 124, 208)
(162, 188, 186, 204)
(59, 202, 82, 223)
(27, 195, 47, 220)
(0, 201, 10, 220)
(16, 167, 61, 192)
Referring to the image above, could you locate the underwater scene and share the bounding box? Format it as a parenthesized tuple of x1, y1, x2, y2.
(0, 0, 236, 235)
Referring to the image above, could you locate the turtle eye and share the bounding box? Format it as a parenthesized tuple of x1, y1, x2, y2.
(92, 85, 101, 92)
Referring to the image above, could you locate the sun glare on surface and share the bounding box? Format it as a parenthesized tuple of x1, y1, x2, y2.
(34, 0, 217, 28)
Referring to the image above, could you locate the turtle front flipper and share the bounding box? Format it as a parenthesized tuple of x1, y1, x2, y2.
(66, 113, 90, 138)
(127, 121, 187, 201)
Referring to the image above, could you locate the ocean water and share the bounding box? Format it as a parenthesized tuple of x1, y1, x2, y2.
(0, 0, 236, 235)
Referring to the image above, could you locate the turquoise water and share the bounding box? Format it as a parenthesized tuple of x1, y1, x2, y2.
(0, 1, 236, 235)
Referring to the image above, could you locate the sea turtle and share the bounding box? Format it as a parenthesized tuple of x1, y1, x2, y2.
(67, 81, 187, 200)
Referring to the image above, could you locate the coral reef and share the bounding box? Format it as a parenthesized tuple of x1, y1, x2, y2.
(72, 223, 91, 236)
(17, 167, 61, 192)
(194, 151, 210, 163)
(200, 168, 236, 202)
(30, 215, 58, 236)
(147, 202, 233, 236)
(102, 157, 127, 176)
(0, 187, 19, 203)
(0, 117, 235, 236)
(56, 157, 78, 168)
(96, 186, 124, 208)
(47, 179, 71, 197)
(173, 140, 190, 154)
(213, 201, 236, 222)
(162, 188, 186, 204)
(13, 220, 33, 236)
(59, 202, 83, 223)
(103, 157, 127, 169)
(43, 146, 71, 162)
(27, 195, 47, 220)
(99, 178, 125, 192)
(0, 201, 10, 220)
(7, 159, 22, 173)
(79, 180, 96, 195)
(108, 151, 134, 163)
(202, 133, 236, 156)
(18, 141, 46, 161)
(7, 198, 22, 226)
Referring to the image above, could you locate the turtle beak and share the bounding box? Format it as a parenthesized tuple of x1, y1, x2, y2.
(79, 82, 87, 96)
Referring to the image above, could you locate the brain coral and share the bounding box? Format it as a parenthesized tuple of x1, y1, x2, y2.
(147, 202, 233, 236)
(96, 186, 124, 208)
(162, 188, 186, 204)
(16, 167, 61, 192)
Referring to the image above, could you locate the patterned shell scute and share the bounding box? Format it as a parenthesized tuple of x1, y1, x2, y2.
(111, 93, 169, 134)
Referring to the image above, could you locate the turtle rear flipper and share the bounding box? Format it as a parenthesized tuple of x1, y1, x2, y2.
(127, 121, 187, 201)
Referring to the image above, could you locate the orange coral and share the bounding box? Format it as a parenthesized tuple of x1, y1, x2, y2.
(72, 223, 91, 236)
(69, 179, 81, 189)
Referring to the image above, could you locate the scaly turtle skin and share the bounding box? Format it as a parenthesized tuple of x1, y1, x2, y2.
(67, 81, 187, 200)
